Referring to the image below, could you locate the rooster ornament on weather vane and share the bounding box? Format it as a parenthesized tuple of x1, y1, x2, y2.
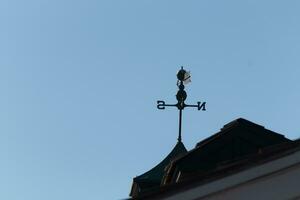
(157, 67, 206, 142)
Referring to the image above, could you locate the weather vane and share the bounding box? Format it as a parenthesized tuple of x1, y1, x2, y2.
(157, 67, 206, 142)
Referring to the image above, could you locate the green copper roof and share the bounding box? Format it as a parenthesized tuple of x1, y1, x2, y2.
(132, 141, 187, 195)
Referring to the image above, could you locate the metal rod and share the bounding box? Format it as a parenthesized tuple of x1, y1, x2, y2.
(178, 108, 182, 142)
(164, 104, 177, 107)
(185, 104, 198, 107)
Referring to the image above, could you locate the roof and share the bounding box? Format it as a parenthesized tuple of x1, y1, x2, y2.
(129, 118, 293, 199)
(163, 118, 290, 184)
(129, 141, 187, 197)
(136, 139, 300, 200)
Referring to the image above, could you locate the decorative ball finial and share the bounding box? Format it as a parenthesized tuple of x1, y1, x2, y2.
(176, 90, 187, 102)
(177, 67, 187, 81)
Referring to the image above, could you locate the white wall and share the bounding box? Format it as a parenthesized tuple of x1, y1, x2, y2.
(198, 163, 300, 200)
(164, 150, 300, 200)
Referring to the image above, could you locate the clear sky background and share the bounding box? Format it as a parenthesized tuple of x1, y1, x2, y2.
(1, 0, 300, 199)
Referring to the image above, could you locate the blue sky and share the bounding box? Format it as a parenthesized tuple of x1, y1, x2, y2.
(1, 0, 300, 199)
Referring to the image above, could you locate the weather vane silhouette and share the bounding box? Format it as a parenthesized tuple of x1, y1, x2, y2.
(157, 67, 206, 142)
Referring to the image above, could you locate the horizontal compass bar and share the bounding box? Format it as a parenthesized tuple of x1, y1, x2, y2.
(157, 101, 206, 111)
(185, 102, 206, 110)
(157, 101, 177, 109)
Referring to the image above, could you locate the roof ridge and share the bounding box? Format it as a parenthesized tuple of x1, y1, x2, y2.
(221, 118, 264, 131)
